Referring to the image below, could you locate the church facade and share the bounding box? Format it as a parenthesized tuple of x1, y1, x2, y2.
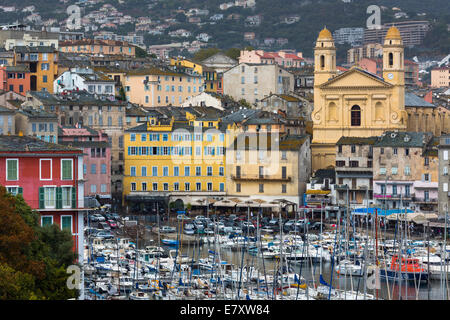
(311, 27, 408, 172)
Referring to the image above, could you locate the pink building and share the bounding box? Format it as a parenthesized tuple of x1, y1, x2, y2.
(58, 126, 111, 203)
(239, 50, 304, 68)
(358, 57, 420, 86)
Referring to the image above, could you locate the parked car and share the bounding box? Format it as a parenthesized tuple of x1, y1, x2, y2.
(107, 220, 117, 229)
(193, 220, 205, 230)
(284, 220, 296, 232)
(309, 222, 323, 230)
(99, 222, 111, 230)
(204, 228, 215, 235)
(96, 231, 114, 239)
(159, 226, 176, 233)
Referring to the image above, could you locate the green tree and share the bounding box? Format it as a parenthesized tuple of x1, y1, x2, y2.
(0, 187, 78, 300)
(193, 48, 221, 61)
(135, 46, 148, 58)
(225, 48, 241, 60)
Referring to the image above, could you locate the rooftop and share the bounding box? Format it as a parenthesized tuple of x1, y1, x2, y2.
(0, 135, 82, 153)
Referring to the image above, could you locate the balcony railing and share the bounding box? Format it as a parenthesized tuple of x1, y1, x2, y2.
(373, 193, 414, 200)
(414, 197, 438, 204)
(231, 175, 291, 182)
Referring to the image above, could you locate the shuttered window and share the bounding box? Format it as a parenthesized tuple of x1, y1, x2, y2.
(6, 159, 18, 181)
(61, 216, 72, 233)
(61, 159, 73, 180)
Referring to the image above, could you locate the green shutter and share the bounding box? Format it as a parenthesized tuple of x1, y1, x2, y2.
(56, 187, 62, 209)
(7, 160, 17, 180)
(39, 187, 45, 209)
(18, 187, 23, 196)
(72, 187, 76, 209)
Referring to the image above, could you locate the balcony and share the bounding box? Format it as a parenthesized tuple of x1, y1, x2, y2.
(413, 197, 438, 204)
(374, 193, 414, 200)
(231, 174, 291, 182)
(306, 196, 331, 204)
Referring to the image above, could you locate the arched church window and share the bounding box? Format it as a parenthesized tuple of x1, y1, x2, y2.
(351, 105, 361, 126)
(320, 55, 325, 70)
(389, 52, 393, 67)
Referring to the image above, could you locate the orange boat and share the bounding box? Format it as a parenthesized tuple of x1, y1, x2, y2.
(380, 255, 428, 282)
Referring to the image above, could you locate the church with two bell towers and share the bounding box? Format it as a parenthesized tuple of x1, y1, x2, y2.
(311, 26, 408, 172)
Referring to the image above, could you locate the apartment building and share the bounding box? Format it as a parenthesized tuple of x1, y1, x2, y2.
(223, 63, 294, 105)
(431, 66, 450, 88)
(59, 39, 136, 57)
(439, 135, 450, 216)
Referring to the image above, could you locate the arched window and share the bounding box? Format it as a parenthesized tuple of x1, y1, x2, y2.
(351, 105, 361, 126)
(320, 55, 325, 69)
(389, 52, 393, 67)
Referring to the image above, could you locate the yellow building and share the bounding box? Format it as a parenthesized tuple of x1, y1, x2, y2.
(124, 67, 203, 107)
(170, 57, 219, 93)
(311, 27, 407, 172)
(123, 112, 226, 211)
(13, 46, 58, 93)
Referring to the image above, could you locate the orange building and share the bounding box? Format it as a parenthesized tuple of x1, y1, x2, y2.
(59, 39, 136, 57)
(0, 65, 30, 95)
(13, 46, 58, 93)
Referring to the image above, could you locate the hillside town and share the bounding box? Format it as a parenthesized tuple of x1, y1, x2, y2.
(0, 2, 450, 301)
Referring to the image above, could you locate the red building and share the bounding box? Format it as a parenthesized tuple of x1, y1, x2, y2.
(0, 135, 85, 260)
(0, 65, 31, 95)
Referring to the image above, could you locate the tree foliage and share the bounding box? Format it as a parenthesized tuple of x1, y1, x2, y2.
(0, 186, 78, 300)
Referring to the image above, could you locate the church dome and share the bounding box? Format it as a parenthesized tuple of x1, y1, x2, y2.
(318, 27, 333, 40)
(385, 26, 402, 40)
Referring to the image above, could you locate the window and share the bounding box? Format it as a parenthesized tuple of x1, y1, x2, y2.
(380, 148, 384, 155)
(220, 183, 224, 192)
(424, 157, 429, 166)
(444, 150, 449, 161)
(236, 183, 241, 193)
(351, 105, 361, 126)
(424, 173, 430, 182)
(101, 164, 107, 174)
(444, 183, 449, 193)
(6, 159, 18, 181)
(163, 183, 169, 191)
(405, 148, 409, 156)
(130, 133, 136, 142)
(141, 182, 147, 191)
(282, 166, 287, 179)
(91, 184, 97, 193)
(174, 166, 179, 176)
(404, 166, 411, 175)
(196, 182, 201, 191)
(281, 151, 287, 160)
(131, 183, 136, 191)
(349, 161, 359, 168)
(184, 166, 190, 176)
(174, 183, 179, 191)
(393, 148, 398, 155)
(207, 166, 213, 176)
(61, 159, 73, 180)
(207, 183, 212, 191)
(351, 145, 356, 153)
(336, 160, 345, 167)
(380, 167, 386, 175)
(392, 185, 397, 196)
(101, 184, 107, 193)
(259, 184, 264, 193)
(62, 187, 72, 208)
(152, 166, 158, 177)
(44, 187, 56, 208)
(195, 166, 201, 176)
(184, 182, 190, 191)
(391, 167, 398, 175)
(282, 184, 287, 193)
(219, 167, 224, 176)
(130, 166, 136, 177)
(91, 164, 97, 174)
(41, 216, 53, 227)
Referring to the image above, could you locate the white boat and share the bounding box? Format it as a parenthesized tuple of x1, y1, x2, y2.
(129, 291, 151, 300)
(334, 260, 363, 277)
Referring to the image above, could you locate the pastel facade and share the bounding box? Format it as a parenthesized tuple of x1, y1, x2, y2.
(60, 39, 135, 57)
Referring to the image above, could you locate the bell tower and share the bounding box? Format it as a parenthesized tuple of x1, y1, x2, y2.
(314, 27, 337, 87)
(382, 26, 404, 86)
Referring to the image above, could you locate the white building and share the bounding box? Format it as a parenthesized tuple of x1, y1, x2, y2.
(54, 67, 115, 95)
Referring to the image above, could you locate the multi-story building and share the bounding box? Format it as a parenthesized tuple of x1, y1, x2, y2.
(363, 21, 431, 48)
(431, 66, 450, 88)
(373, 131, 438, 212)
(124, 67, 203, 107)
(0, 135, 84, 258)
(223, 63, 294, 105)
(123, 110, 227, 212)
(58, 126, 111, 203)
(200, 52, 238, 74)
(347, 43, 383, 65)
(59, 39, 136, 57)
(238, 50, 304, 68)
(259, 93, 312, 119)
(0, 28, 59, 49)
(439, 135, 450, 216)
(15, 106, 59, 143)
(21, 91, 130, 197)
(226, 132, 311, 207)
(335, 137, 377, 207)
(333, 27, 364, 46)
(13, 46, 58, 93)
(0, 106, 16, 134)
(54, 67, 115, 95)
(170, 57, 220, 93)
(0, 64, 30, 95)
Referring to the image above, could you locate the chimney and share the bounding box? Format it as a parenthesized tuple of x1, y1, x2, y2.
(424, 91, 433, 104)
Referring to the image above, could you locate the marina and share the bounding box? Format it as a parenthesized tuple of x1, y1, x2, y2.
(82, 208, 450, 300)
